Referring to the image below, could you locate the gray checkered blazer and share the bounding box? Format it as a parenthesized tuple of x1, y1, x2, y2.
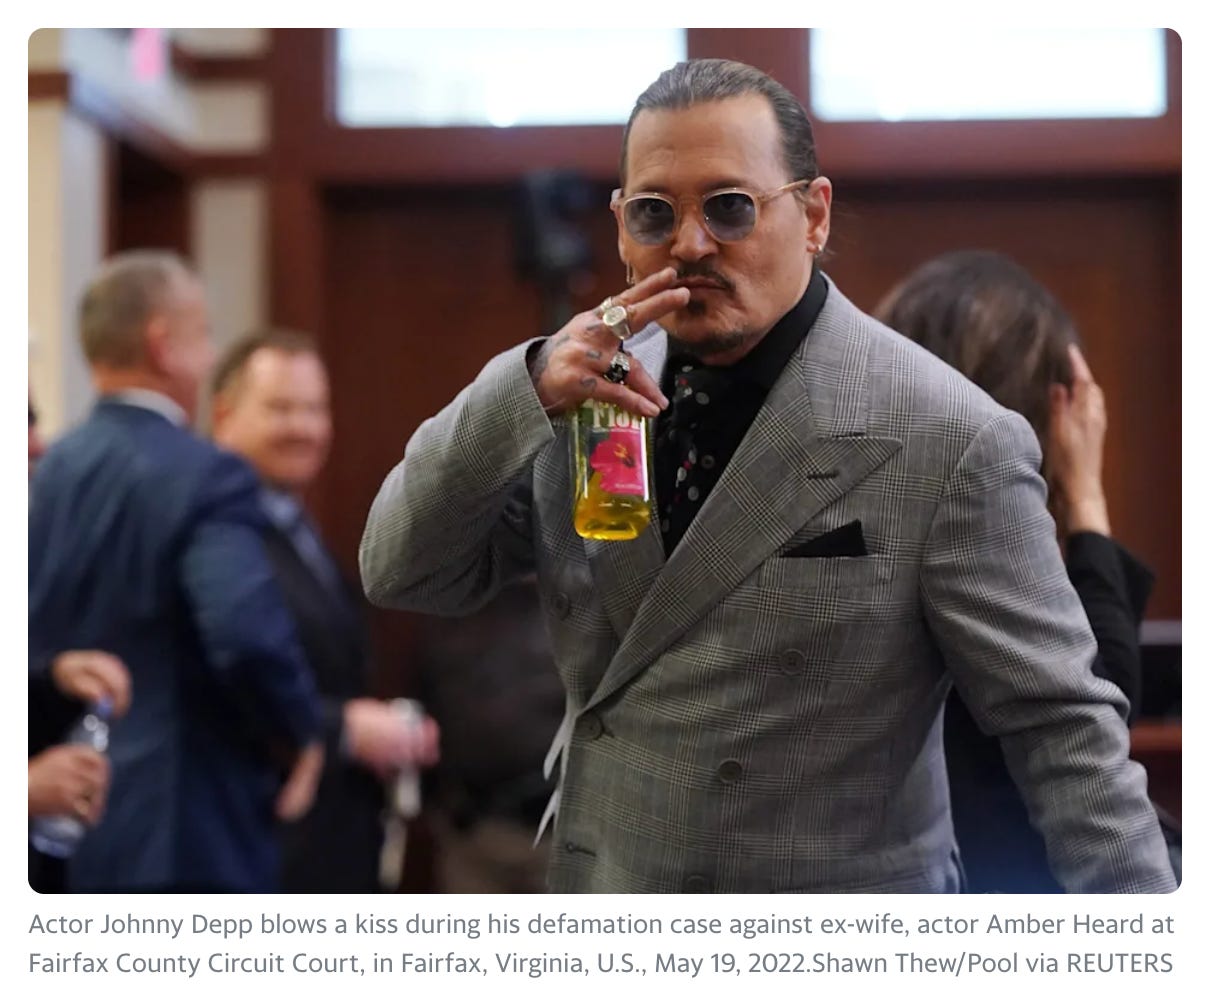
(360, 277, 1175, 893)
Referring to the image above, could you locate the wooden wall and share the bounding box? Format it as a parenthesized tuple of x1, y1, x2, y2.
(108, 140, 191, 257)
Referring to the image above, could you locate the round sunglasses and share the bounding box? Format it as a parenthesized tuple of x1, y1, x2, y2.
(611, 178, 814, 246)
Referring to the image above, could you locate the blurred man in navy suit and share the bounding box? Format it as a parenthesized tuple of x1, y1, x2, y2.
(28, 251, 324, 893)
(28, 396, 132, 894)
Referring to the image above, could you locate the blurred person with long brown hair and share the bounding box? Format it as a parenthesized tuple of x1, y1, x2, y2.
(875, 249, 1174, 891)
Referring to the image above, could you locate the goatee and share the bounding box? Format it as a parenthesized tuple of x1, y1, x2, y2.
(665, 327, 748, 359)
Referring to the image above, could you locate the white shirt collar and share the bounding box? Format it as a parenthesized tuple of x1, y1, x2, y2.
(107, 389, 189, 427)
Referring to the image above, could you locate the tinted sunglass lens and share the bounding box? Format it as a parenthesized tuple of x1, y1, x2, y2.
(704, 192, 757, 241)
(624, 197, 676, 244)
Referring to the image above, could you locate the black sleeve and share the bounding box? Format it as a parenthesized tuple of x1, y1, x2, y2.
(1065, 531, 1155, 724)
(178, 452, 322, 758)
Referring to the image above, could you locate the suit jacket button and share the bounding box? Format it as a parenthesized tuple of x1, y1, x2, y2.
(579, 713, 604, 741)
(718, 760, 743, 783)
(551, 592, 572, 618)
(780, 649, 806, 675)
(684, 874, 710, 893)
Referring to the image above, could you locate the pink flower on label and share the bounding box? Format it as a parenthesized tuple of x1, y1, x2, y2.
(589, 427, 644, 495)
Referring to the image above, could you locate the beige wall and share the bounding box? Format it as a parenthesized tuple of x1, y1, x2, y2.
(192, 179, 268, 350)
(173, 28, 266, 57)
(28, 104, 106, 436)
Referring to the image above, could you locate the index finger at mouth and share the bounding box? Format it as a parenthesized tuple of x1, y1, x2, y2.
(620, 267, 680, 304)
(627, 286, 691, 330)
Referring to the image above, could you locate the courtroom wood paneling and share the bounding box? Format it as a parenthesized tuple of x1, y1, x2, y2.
(688, 28, 809, 98)
(108, 140, 190, 258)
(28, 69, 70, 101)
(170, 42, 267, 82)
(268, 178, 326, 342)
(315, 182, 622, 687)
(319, 184, 563, 566)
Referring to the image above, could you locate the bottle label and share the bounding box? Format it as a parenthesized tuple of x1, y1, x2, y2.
(585, 403, 646, 497)
(589, 403, 641, 430)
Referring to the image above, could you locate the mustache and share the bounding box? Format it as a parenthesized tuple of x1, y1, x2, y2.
(674, 266, 734, 292)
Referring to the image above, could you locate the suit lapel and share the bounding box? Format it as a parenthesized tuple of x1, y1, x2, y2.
(583, 280, 901, 710)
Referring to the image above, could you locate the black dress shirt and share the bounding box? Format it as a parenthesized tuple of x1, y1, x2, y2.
(654, 268, 828, 555)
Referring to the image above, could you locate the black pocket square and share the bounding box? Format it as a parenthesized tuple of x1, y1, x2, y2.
(782, 520, 867, 558)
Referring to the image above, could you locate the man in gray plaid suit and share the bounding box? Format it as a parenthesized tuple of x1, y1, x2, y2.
(360, 60, 1175, 893)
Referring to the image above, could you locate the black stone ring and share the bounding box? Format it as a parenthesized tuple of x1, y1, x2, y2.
(603, 348, 631, 385)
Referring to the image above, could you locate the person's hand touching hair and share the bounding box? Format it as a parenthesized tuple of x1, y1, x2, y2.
(1048, 344, 1110, 537)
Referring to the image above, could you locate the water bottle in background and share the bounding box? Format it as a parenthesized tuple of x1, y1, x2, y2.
(378, 697, 425, 890)
(30, 698, 113, 859)
(389, 698, 425, 819)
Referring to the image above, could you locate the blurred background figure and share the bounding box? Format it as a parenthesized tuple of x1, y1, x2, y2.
(28, 396, 132, 893)
(29, 397, 45, 478)
(210, 329, 440, 893)
(875, 249, 1178, 890)
(411, 577, 563, 893)
(28, 251, 324, 893)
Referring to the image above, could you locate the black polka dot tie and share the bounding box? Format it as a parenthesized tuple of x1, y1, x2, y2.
(655, 358, 733, 554)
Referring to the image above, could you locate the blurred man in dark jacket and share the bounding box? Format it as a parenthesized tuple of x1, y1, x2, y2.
(211, 329, 439, 892)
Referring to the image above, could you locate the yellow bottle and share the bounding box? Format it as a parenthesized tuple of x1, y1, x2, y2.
(571, 399, 654, 540)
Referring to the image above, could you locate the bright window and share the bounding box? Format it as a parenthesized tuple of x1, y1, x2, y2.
(810, 28, 1167, 122)
(336, 29, 687, 128)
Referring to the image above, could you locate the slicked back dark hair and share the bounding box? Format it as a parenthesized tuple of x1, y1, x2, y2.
(619, 59, 819, 191)
(875, 250, 1079, 445)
